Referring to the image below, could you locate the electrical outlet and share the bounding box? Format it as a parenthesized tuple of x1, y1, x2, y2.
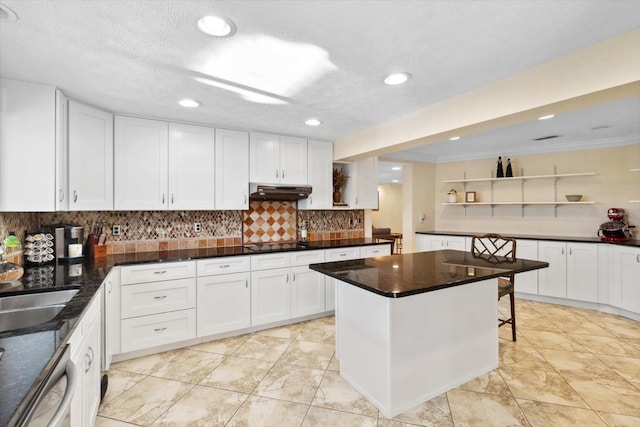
(112, 225, 121, 236)
(348, 217, 354, 226)
(194, 223, 202, 233)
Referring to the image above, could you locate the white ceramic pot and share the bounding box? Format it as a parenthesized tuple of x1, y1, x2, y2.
(448, 194, 457, 203)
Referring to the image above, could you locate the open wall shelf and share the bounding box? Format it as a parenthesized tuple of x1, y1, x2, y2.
(441, 167, 596, 217)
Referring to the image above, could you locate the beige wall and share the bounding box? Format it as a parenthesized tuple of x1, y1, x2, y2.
(372, 183, 403, 233)
(402, 162, 436, 252)
(433, 144, 640, 238)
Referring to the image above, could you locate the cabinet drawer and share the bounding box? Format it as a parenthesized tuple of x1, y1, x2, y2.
(290, 250, 325, 267)
(121, 278, 196, 318)
(121, 261, 195, 285)
(251, 252, 291, 270)
(197, 256, 251, 276)
(121, 309, 196, 353)
(325, 247, 360, 261)
(361, 244, 391, 258)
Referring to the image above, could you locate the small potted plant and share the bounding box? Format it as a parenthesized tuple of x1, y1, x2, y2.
(447, 188, 458, 203)
(333, 167, 349, 204)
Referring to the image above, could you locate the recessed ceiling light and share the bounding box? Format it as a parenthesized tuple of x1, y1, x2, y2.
(392, 179, 400, 183)
(538, 114, 555, 120)
(197, 15, 236, 37)
(178, 99, 201, 108)
(305, 118, 322, 126)
(392, 166, 401, 171)
(383, 72, 411, 85)
(449, 136, 460, 141)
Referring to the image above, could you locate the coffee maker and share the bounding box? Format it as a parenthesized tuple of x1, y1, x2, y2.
(45, 224, 85, 261)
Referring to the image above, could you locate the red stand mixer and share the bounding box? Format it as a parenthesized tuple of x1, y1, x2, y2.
(598, 208, 634, 242)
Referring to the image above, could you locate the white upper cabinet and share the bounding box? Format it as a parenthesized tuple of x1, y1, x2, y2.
(68, 100, 114, 210)
(0, 79, 57, 211)
(55, 90, 69, 211)
(344, 156, 378, 209)
(114, 116, 168, 210)
(249, 132, 307, 185)
(215, 128, 249, 210)
(168, 123, 216, 210)
(299, 140, 333, 210)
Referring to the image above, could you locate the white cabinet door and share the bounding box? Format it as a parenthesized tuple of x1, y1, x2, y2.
(291, 265, 325, 317)
(55, 90, 69, 211)
(567, 243, 598, 302)
(114, 116, 168, 210)
(415, 234, 432, 252)
(279, 136, 307, 185)
(197, 272, 251, 336)
(538, 241, 567, 298)
(68, 101, 113, 210)
(103, 267, 121, 370)
(515, 239, 538, 295)
(345, 157, 378, 209)
(83, 308, 101, 426)
(251, 268, 291, 326)
(168, 123, 216, 210)
(445, 236, 466, 251)
(215, 128, 249, 209)
(611, 245, 640, 314)
(0, 79, 57, 211)
(249, 132, 279, 184)
(299, 140, 332, 210)
(361, 244, 392, 258)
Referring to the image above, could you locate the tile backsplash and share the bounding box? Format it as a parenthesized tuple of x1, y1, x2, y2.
(0, 204, 364, 257)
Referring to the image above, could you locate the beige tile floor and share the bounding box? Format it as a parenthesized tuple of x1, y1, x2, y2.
(97, 299, 640, 426)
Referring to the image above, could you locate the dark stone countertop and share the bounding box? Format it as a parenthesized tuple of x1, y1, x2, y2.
(415, 231, 640, 247)
(0, 238, 390, 425)
(310, 249, 549, 298)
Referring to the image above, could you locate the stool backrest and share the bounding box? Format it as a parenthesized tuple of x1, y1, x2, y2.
(471, 233, 517, 264)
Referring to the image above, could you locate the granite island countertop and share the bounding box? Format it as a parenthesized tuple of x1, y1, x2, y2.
(0, 238, 390, 426)
(310, 249, 549, 298)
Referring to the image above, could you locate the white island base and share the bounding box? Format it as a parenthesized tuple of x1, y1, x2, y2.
(335, 278, 498, 418)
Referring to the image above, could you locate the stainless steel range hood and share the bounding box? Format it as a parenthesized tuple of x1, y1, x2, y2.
(249, 183, 312, 201)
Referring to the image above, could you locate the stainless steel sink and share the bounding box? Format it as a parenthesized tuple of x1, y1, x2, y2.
(0, 289, 79, 311)
(0, 305, 66, 332)
(0, 289, 79, 332)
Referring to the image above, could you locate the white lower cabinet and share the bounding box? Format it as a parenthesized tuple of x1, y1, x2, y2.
(69, 289, 102, 427)
(611, 245, 640, 313)
(324, 247, 362, 311)
(251, 267, 291, 326)
(290, 250, 326, 318)
(121, 309, 196, 353)
(416, 234, 466, 252)
(196, 256, 251, 337)
(538, 241, 567, 298)
(515, 239, 538, 295)
(566, 243, 598, 303)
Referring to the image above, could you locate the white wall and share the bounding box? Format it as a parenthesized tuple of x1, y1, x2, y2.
(433, 144, 640, 238)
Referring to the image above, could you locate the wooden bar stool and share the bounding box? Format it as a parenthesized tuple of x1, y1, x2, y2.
(471, 233, 517, 341)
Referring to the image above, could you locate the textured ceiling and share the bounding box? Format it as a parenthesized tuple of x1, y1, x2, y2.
(1, 1, 639, 153)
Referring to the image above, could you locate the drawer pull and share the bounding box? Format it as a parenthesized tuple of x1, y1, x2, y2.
(219, 264, 230, 268)
(339, 253, 347, 257)
(154, 327, 167, 332)
(153, 295, 167, 300)
(153, 270, 167, 275)
(372, 250, 379, 254)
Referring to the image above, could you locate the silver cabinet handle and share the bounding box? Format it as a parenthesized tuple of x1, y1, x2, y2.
(153, 270, 167, 275)
(282, 170, 285, 179)
(108, 280, 112, 294)
(73, 190, 78, 203)
(153, 295, 167, 300)
(372, 250, 379, 254)
(154, 327, 167, 332)
(171, 193, 174, 204)
(276, 169, 279, 179)
(569, 248, 572, 255)
(292, 273, 296, 281)
(562, 248, 564, 255)
(285, 273, 289, 282)
(59, 189, 64, 202)
(220, 264, 230, 268)
(85, 346, 94, 373)
(245, 279, 248, 288)
(244, 195, 247, 204)
(637, 254, 639, 263)
(309, 195, 312, 205)
(355, 196, 358, 205)
(162, 193, 165, 204)
(339, 253, 347, 257)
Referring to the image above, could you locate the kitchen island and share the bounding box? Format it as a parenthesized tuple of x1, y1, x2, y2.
(310, 249, 548, 418)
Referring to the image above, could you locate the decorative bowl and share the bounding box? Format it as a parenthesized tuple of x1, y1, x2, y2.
(0, 261, 24, 284)
(565, 194, 583, 202)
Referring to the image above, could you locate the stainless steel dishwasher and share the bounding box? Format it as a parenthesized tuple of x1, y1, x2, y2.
(18, 344, 77, 427)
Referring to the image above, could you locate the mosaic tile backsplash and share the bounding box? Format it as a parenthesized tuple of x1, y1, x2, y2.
(0, 204, 364, 257)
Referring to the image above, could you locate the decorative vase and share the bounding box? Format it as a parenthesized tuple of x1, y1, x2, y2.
(448, 194, 457, 203)
(333, 190, 342, 204)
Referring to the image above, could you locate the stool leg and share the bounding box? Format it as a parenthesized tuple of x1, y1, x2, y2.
(509, 291, 516, 342)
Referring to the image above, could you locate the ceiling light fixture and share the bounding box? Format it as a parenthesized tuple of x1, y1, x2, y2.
(178, 99, 201, 108)
(449, 136, 460, 141)
(383, 72, 411, 86)
(305, 118, 322, 126)
(392, 166, 401, 170)
(537, 114, 555, 120)
(197, 15, 236, 37)
(392, 179, 400, 183)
